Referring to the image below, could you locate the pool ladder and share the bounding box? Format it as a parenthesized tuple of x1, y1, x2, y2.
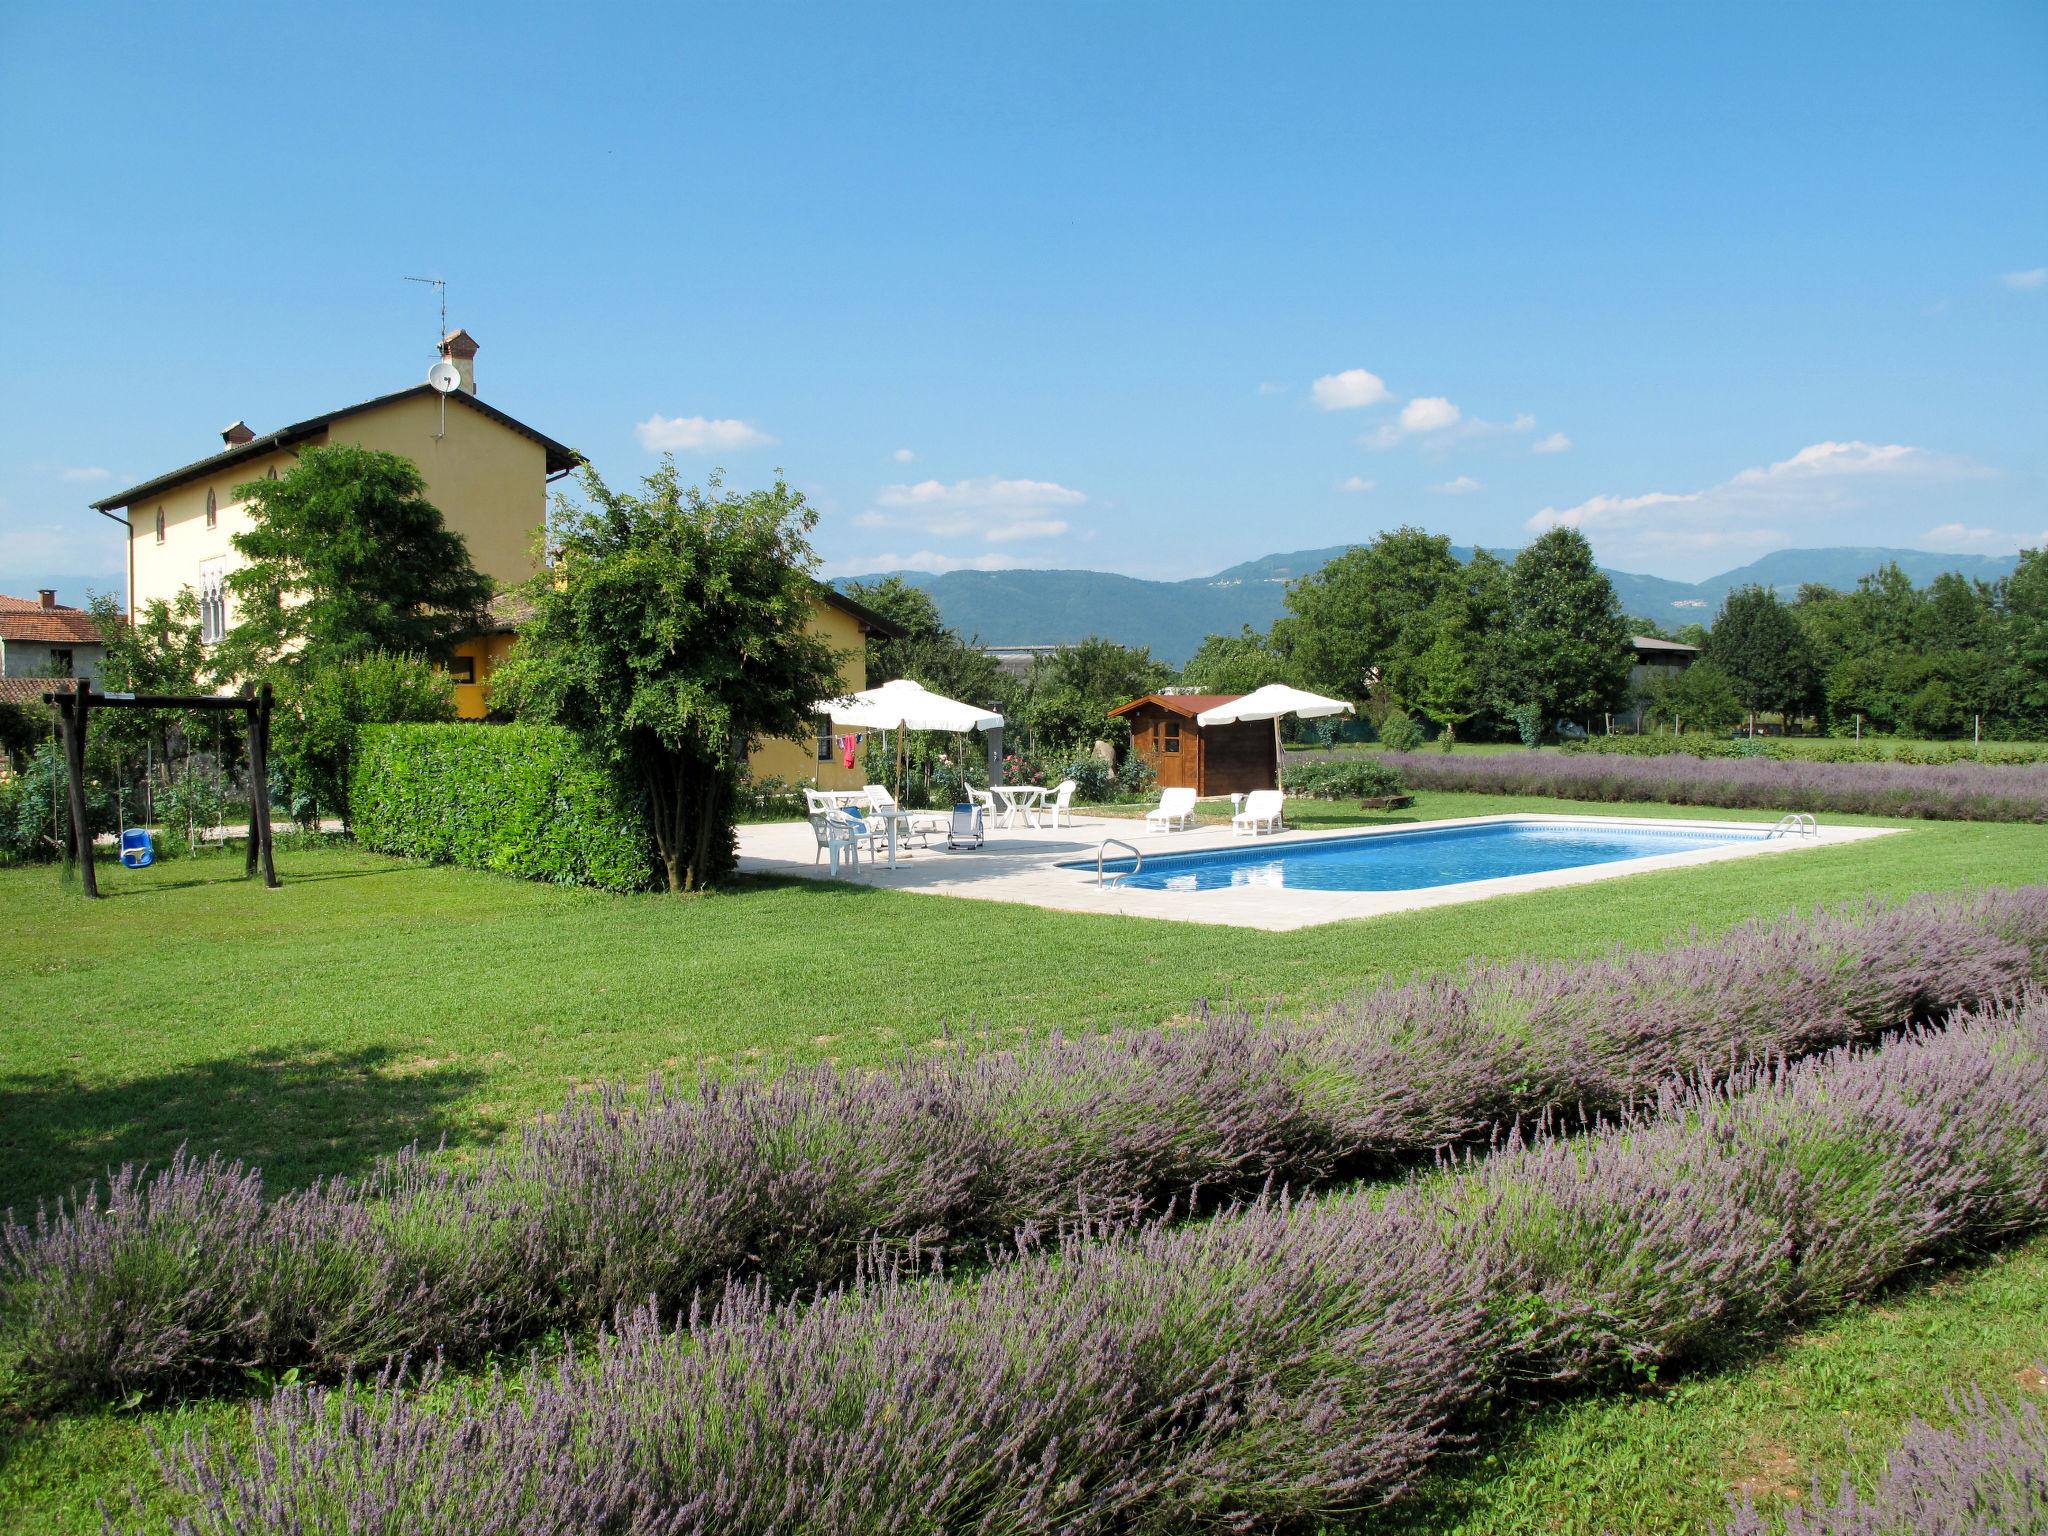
(1765, 813, 1818, 839)
(1095, 838, 1142, 885)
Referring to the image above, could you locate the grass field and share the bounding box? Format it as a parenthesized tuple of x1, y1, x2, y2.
(4, 791, 2046, 1532)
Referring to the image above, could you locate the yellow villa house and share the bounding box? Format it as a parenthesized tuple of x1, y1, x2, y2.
(89, 332, 895, 790)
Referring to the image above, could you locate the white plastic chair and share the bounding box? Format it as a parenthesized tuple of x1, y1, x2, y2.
(1047, 779, 1077, 828)
(969, 786, 1006, 830)
(864, 784, 945, 845)
(809, 811, 865, 876)
(1233, 789, 1285, 836)
(1146, 787, 1198, 832)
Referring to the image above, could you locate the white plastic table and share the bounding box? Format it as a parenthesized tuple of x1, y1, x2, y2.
(990, 785, 1050, 829)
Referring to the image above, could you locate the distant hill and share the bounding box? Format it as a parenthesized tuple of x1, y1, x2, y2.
(836, 545, 2024, 666)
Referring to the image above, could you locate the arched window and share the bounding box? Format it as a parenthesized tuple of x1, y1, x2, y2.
(154, 506, 165, 544)
(205, 487, 217, 528)
(267, 464, 278, 480)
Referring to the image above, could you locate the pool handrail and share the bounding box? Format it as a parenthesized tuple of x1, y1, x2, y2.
(1096, 838, 1141, 885)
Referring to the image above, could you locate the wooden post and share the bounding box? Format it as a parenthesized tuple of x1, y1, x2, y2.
(251, 681, 279, 888)
(243, 686, 260, 880)
(63, 683, 99, 898)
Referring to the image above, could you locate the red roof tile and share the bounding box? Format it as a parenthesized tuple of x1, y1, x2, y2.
(0, 595, 107, 645)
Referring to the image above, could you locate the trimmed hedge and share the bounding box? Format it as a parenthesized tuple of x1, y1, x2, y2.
(1282, 756, 1407, 801)
(349, 723, 657, 892)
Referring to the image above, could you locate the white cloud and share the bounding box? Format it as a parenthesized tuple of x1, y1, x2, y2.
(1532, 432, 1572, 454)
(1401, 396, 1461, 433)
(633, 414, 775, 452)
(1920, 522, 2048, 554)
(2001, 267, 2047, 291)
(1338, 475, 1378, 493)
(983, 518, 1070, 543)
(1528, 439, 1993, 568)
(1311, 368, 1392, 411)
(1432, 475, 1483, 495)
(892, 447, 916, 463)
(876, 476, 1087, 512)
(57, 466, 112, 483)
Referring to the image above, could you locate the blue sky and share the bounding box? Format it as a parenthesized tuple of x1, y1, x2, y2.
(3, 1, 2043, 601)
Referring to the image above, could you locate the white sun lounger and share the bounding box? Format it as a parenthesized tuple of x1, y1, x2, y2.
(1233, 789, 1285, 836)
(1145, 787, 1198, 832)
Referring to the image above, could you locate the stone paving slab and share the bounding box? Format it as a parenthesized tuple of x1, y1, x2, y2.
(736, 809, 1897, 932)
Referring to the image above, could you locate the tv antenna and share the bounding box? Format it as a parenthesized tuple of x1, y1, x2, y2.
(404, 276, 452, 437)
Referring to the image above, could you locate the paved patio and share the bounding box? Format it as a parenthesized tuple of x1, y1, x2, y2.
(735, 808, 1896, 932)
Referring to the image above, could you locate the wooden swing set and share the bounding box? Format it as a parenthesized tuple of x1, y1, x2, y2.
(43, 678, 279, 899)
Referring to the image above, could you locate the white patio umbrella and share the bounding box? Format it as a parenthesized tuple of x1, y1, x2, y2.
(814, 678, 1004, 795)
(1195, 684, 1354, 786)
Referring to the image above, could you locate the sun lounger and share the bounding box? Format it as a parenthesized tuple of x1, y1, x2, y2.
(1145, 786, 1198, 832)
(1233, 789, 1285, 836)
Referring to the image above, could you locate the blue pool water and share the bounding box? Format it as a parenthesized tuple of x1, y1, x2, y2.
(1075, 819, 1766, 894)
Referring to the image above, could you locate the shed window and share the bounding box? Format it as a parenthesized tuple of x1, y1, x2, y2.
(205, 487, 217, 528)
(447, 655, 477, 684)
(1163, 718, 1181, 754)
(154, 506, 165, 543)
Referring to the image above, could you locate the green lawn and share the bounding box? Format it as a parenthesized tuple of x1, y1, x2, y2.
(4, 792, 2046, 1217)
(3, 792, 2046, 1533)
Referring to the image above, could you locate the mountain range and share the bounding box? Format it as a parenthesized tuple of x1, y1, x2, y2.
(838, 546, 2024, 666)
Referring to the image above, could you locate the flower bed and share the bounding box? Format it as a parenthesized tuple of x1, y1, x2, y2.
(10, 888, 2044, 1409)
(136, 995, 2048, 1534)
(1383, 748, 2048, 822)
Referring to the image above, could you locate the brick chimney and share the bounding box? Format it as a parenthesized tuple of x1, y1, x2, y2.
(221, 420, 255, 446)
(38, 589, 56, 609)
(439, 329, 479, 395)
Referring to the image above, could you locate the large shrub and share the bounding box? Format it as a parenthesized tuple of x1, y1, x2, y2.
(271, 652, 456, 826)
(10, 887, 2044, 1407)
(0, 742, 115, 866)
(348, 723, 656, 892)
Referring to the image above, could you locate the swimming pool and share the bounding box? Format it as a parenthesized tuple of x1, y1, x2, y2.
(1076, 818, 1770, 894)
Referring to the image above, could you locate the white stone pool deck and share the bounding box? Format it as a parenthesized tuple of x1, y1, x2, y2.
(735, 810, 1898, 931)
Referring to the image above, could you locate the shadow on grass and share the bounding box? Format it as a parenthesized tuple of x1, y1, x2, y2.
(0, 1046, 487, 1216)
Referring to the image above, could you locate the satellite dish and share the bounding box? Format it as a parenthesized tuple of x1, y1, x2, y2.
(427, 358, 462, 393)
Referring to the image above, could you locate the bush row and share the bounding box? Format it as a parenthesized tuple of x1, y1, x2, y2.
(135, 994, 2048, 1535)
(1719, 1386, 2048, 1535)
(10, 887, 2045, 1408)
(1385, 748, 2048, 822)
(348, 723, 657, 892)
(1280, 756, 1408, 800)
(1565, 733, 2048, 766)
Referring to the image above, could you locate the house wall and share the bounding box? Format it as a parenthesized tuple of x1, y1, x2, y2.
(124, 395, 548, 630)
(449, 631, 519, 719)
(747, 600, 870, 790)
(0, 638, 105, 682)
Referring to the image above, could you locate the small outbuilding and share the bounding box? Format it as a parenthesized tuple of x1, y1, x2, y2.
(1108, 693, 1277, 797)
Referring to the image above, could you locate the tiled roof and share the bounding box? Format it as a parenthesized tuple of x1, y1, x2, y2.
(0, 676, 78, 706)
(0, 595, 107, 645)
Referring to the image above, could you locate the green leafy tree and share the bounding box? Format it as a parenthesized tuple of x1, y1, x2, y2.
(840, 575, 947, 683)
(1026, 636, 1169, 754)
(222, 443, 494, 672)
(1708, 584, 1817, 729)
(1285, 527, 1463, 701)
(2005, 548, 2048, 732)
(489, 463, 843, 893)
(1486, 527, 1633, 739)
(1179, 625, 1296, 694)
(1647, 657, 1744, 734)
(1410, 625, 1478, 748)
(88, 590, 233, 772)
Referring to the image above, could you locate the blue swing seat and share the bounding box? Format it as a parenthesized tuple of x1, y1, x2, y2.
(119, 828, 155, 868)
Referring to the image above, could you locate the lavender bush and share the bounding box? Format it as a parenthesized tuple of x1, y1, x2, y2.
(1382, 748, 2048, 822)
(1719, 1386, 2048, 1535)
(8, 887, 2046, 1408)
(137, 996, 2048, 1534)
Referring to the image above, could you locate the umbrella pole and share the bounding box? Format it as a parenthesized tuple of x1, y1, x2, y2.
(1273, 716, 1284, 789)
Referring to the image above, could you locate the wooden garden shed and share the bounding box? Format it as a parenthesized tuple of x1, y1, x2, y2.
(1108, 693, 1278, 797)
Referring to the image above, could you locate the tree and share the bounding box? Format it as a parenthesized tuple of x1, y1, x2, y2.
(1487, 527, 1633, 740)
(223, 443, 494, 672)
(271, 652, 456, 826)
(489, 463, 843, 893)
(1179, 626, 1295, 695)
(840, 575, 948, 684)
(1284, 527, 1463, 701)
(2005, 548, 2048, 733)
(1026, 636, 1170, 754)
(1409, 626, 1478, 748)
(1708, 585, 1816, 729)
(88, 589, 230, 770)
(1646, 657, 1744, 734)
